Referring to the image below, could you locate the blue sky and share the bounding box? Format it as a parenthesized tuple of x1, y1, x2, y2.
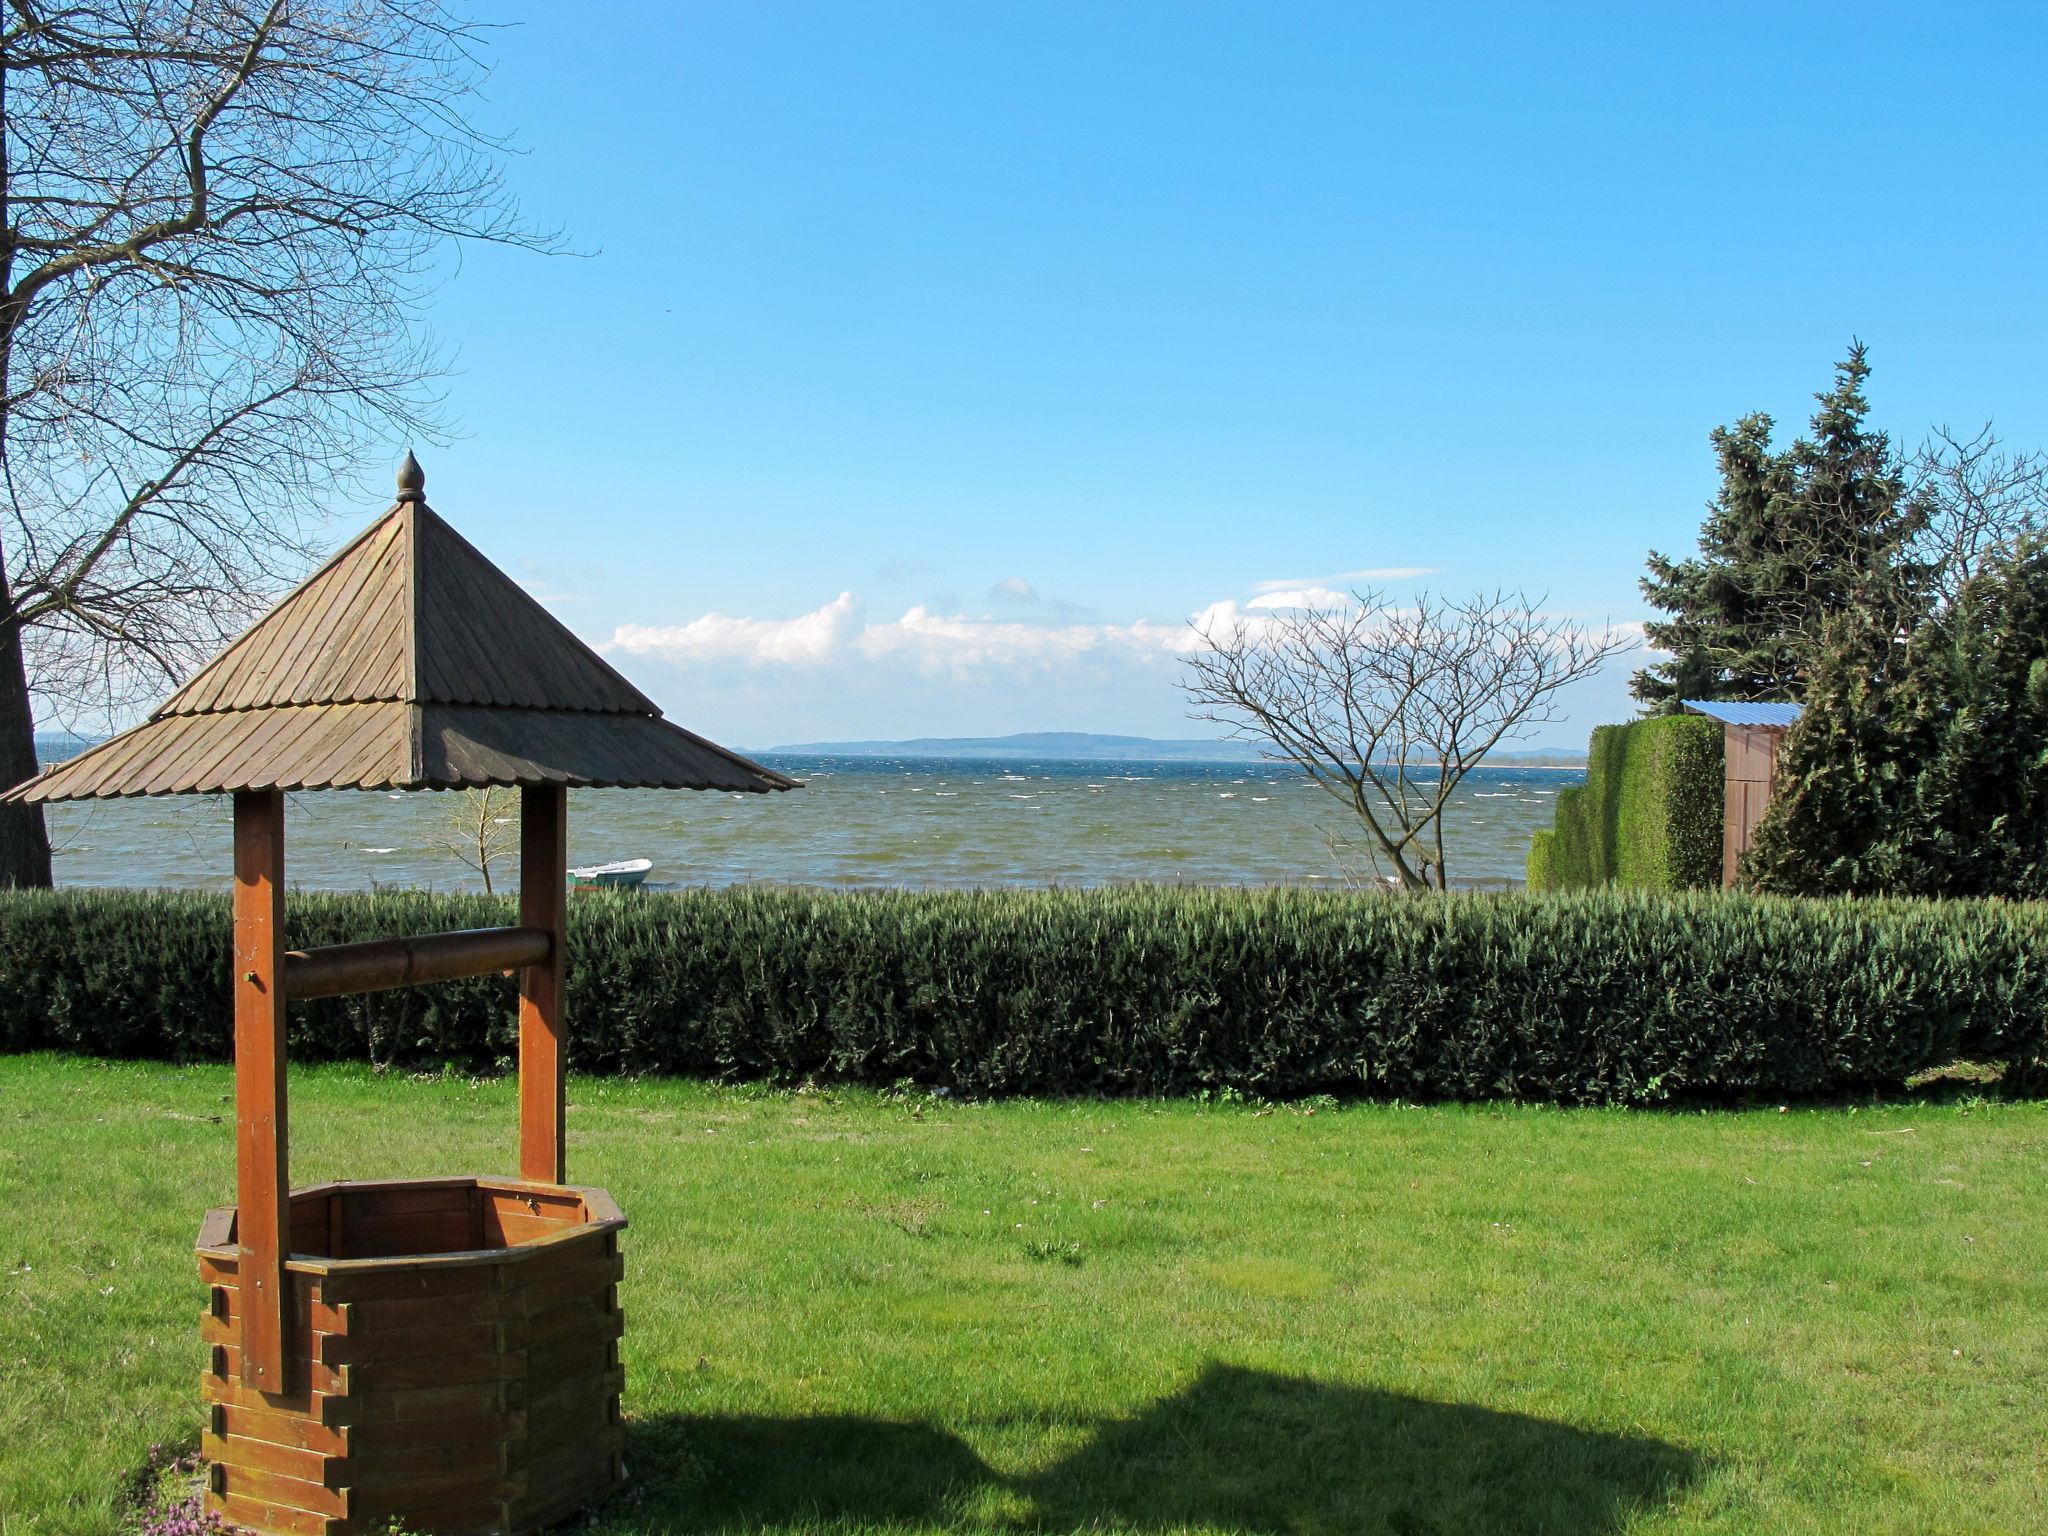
(397, 1, 2048, 749)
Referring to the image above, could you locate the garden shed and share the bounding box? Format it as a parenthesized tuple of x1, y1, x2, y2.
(1681, 700, 1803, 887)
(4, 455, 795, 1535)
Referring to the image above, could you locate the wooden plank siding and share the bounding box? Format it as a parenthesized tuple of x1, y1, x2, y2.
(1720, 723, 1790, 887)
(198, 1180, 624, 1535)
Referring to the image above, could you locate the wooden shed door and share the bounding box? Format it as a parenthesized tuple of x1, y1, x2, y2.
(1721, 725, 1787, 886)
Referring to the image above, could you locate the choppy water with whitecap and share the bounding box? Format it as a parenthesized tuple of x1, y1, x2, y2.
(38, 754, 1580, 893)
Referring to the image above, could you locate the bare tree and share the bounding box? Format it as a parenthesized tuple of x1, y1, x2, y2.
(1184, 589, 1632, 891)
(0, 1, 559, 885)
(1908, 424, 2048, 607)
(432, 785, 515, 894)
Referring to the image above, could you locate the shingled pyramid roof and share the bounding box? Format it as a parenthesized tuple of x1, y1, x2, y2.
(8, 457, 796, 801)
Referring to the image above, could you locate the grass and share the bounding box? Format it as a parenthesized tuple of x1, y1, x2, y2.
(0, 1055, 2043, 1536)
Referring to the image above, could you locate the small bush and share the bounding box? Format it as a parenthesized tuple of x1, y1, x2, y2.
(0, 885, 2039, 1104)
(1542, 786, 1598, 888)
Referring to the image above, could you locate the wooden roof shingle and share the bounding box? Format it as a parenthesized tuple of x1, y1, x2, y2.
(7, 457, 797, 802)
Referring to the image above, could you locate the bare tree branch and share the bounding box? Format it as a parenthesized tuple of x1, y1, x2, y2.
(1908, 423, 2048, 608)
(1183, 589, 1633, 890)
(0, 2, 560, 884)
(0, 0, 561, 725)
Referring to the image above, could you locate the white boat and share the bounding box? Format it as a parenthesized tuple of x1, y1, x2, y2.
(567, 857, 654, 890)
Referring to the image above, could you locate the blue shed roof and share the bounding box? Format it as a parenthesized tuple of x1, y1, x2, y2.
(1681, 700, 1804, 727)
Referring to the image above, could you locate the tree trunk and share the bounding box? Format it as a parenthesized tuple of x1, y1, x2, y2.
(0, 580, 52, 887)
(0, 61, 45, 888)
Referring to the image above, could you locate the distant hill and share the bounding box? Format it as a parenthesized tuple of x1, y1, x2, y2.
(762, 731, 1585, 766)
(765, 731, 1262, 761)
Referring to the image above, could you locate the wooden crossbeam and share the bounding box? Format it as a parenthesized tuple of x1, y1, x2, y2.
(283, 927, 552, 1002)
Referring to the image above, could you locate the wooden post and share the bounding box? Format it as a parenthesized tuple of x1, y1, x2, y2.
(518, 784, 568, 1183)
(232, 789, 290, 1392)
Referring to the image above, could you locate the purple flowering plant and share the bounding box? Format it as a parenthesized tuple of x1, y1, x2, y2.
(124, 1443, 224, 1536)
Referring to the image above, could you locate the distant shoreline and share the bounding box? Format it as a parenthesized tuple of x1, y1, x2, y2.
(772, 752, 1591, 770)
(759, 730, 1586, 768)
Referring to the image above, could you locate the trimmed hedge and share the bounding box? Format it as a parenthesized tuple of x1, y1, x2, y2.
(1528, 716, 1723, 891)
(0, 885, 2040, 1103)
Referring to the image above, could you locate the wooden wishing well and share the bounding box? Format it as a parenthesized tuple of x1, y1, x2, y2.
(6, 455, 795, 1534)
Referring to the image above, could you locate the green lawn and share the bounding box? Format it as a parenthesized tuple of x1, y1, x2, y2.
(0, 1055, 2042, 1536)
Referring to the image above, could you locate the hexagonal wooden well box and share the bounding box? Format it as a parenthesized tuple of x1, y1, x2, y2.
(196, 1177, 626, 1536)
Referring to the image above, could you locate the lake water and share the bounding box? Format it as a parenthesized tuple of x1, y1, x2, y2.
(38, 754, 1581, 894)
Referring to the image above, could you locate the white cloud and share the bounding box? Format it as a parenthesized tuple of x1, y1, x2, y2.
(611, 591, 866, 667)
(607, 582, 1641, 691)
(861, 606, 1189, 677)
(601, 582, 1648, 750)
(1183, 598, 1297, 646)
(609, 592, 1194, 678)
(1250, 566, 1436, 593)
(988, 577, 1039, 605)
(1245, 585, 1352, 610)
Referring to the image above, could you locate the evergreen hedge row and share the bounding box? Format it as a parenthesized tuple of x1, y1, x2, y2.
(1528, 716, 1723, 891)
(1, 885, 2038, 1103)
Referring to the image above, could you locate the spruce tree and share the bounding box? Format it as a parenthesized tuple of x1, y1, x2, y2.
(1904, 540, 2048, 896)
(1633, 346, 1927, 711)
(1749, 537, 2048, 897)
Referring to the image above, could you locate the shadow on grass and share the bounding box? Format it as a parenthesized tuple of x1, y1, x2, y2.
(1897, 1060, 2039, 1105)
(620, 1363, 1701, 1535)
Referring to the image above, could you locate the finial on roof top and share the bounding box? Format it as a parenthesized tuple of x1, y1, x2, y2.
(396, 450, 426, 503)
